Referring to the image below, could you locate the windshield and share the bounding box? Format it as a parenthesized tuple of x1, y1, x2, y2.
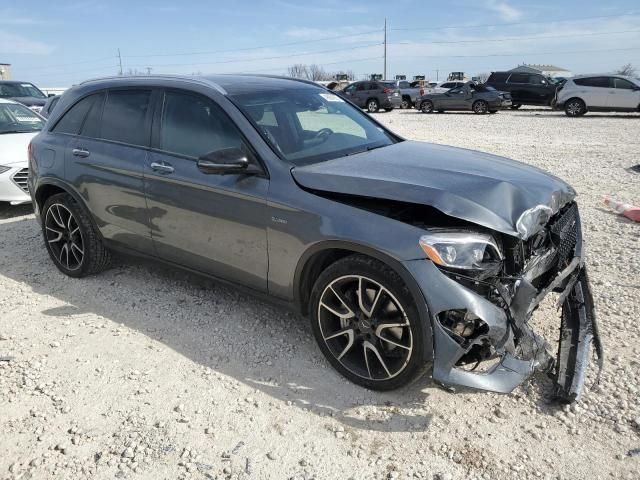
(230, 88, 396, 165)
(0, 102, 45, 133)
(0, 82, 46, 99)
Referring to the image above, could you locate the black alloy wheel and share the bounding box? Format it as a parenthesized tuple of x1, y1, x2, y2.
(310, 255, 427, 390)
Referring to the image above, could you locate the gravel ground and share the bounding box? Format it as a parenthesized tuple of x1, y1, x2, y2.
(1, 108, 639, 480)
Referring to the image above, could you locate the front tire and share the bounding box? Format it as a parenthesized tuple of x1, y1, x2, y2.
(42, 193, 111, 278)
(420, 100, 434, 113)
(565, 98, 586, 117)
(473, 100, 488, 114)
(366, 99, 379, 113)
(310, 255, 427, 391)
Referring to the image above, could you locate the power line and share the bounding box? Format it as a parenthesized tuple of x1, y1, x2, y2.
(388, 29, 640, 46)
(123, 29, 383, 58)
(390, 46, 640, 60)
(16, 56, 117, 72)
(124, 43, 382, 69)
(390, 11, 640, 32)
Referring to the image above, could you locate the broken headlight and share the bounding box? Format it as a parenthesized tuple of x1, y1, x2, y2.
(419, 231, 503, 271)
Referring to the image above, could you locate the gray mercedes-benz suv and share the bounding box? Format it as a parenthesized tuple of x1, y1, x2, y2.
(28, 75, 601, 401)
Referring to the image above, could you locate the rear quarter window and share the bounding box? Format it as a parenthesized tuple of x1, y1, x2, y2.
(573, 77, 611, 88)
(488, 72, 509, 83)
(52, 94, 100, 135)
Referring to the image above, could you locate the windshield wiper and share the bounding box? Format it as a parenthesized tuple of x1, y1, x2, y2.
(345, 144, 390, 156)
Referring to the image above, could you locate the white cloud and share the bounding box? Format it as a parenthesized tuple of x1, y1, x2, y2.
(0, 30, 55, 55)
(483, 0, 522, 21)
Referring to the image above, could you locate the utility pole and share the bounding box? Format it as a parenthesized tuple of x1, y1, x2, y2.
(383, 18, 387, 80)
(436, 69, 439, 81)
(117, 48, 123, 76)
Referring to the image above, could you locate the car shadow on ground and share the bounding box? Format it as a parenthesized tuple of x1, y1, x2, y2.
(0, 206, 563, 433)
(0, 202, 32, 220)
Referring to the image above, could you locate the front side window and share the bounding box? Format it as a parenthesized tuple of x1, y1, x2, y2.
(0, 82, 46, 99)
(101, 90, 151, 146)
(613, 77, 636, 90)
(0, 102, 45, 134)
(160, 91, 243, 158)
(230, 88, 395, 165)
(529, 75, 547, 85)
(441, 83, 453, 89)
(52, 94, 100, 135)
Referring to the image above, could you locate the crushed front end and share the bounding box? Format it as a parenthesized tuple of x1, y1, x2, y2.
(405, 202, 603, 402)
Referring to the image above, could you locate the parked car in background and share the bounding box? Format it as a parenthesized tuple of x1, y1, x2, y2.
(28, 74, 599, 401)
(0, 98, 45, 204)
(0, 81, 49, 114)
(555, 74, 640, 116)
(337, 80, 402, 112)
(426, 81, 466, 94)
(416, 82, 512, 114)
(485, 71, 558, 108)
(386, 80, 422, 109)
(40, 94, 62, 118)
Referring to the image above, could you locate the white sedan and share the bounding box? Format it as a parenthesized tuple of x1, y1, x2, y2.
(0, 98, 44, 204)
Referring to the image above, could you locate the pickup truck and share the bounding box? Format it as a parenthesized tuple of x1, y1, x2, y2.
(387, 80, 425, 109)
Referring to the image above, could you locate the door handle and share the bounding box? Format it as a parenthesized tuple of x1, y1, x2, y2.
(72, 148, 90, 158)
(150, 161, 174, 174)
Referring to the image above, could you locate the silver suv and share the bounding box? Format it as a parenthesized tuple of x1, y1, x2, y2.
(556, 74, 640, 116)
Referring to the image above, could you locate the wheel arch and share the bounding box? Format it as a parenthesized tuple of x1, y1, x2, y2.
(293, 241, 434, 360)
(34, 179, 102, 238)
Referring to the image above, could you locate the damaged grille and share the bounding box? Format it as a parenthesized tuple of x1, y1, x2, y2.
(503, 202, 580, 278)
(549, 202, 579, 268)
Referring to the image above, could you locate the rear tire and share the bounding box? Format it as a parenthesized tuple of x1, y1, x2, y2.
(401, 96, 412, 109)
(310, 254, 427, 391)
(420, 100, 434, 113)
(366, 99, 379, 113)
(565, 98, 586, 117)
(42, 193, 111, 278)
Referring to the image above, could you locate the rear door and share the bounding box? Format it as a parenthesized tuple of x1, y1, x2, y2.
(56, 88, 154, 252)
(609, 77, 640, 109)
(573, 77, 610, 107)
(506, 73, 531, 103)
(144, 89, 269, 291)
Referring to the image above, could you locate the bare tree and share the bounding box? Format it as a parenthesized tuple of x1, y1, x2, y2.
(287, 64, 310, 79)
(475, 72, 490, 83)
(615, 63, 637, 77)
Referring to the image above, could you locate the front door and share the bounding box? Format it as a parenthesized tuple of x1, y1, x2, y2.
(609, 77, 640, 109)
(144, 89, 269, 291)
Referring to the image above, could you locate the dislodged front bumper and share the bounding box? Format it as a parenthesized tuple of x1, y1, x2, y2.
(403, 224, 603, 402)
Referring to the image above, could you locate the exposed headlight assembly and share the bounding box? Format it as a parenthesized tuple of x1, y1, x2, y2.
(419, 231, 503, 271)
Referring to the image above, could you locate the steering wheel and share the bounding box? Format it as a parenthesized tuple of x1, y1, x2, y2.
(314, 128, 334, 144)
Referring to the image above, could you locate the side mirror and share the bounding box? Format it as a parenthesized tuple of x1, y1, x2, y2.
(197, 148, 253, 175)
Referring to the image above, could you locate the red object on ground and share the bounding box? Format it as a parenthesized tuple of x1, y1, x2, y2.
(623, 207, 640, 222)
(603, 195, 640, 223)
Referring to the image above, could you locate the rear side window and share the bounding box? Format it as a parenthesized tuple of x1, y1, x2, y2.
(160, 91, 243, 158)
(613, 78, 636, 89)
(573, 77, 611, 88)
(399, 81, 410, 89)
(101, 90, 152, 146)
(508, 74, 529, 84)
(52, 94, 99, 134)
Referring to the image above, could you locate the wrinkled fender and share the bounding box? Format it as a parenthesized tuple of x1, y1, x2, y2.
(293, 240, 435, 364)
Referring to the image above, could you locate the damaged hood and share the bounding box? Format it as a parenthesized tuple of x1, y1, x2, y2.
(291, 141, 575, 238)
